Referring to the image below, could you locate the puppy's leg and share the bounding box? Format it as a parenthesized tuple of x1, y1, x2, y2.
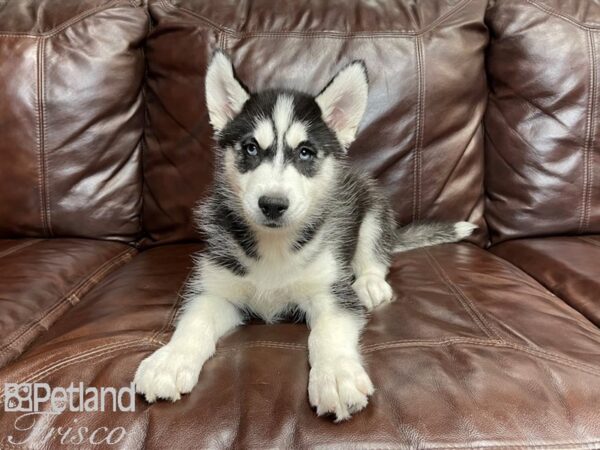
(307, 296, 373, 422)
(351, 210, 393, 311)
(134, 294, 242, 402)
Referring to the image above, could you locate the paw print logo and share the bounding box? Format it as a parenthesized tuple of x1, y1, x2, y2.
(4, 383, 33, 412)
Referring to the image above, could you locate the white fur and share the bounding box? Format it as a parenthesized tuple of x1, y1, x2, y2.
(134, 229, 371, 417)
(352, 211, 393, 310)
(315, 62, 368, 149)
(273, 95, 295, 166)
(285, 121, 308, 149)
(253, 118, 275, 149)
(134, 295, 242, 402)
(306, 301, 373, 422)
(205, 52, 249, 132)
(454, 221, 478, 239)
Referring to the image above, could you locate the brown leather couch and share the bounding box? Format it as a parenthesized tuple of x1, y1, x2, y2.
(1, 0, 599, 448)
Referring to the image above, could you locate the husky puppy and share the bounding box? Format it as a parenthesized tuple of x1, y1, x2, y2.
(134, 51, 476, 421)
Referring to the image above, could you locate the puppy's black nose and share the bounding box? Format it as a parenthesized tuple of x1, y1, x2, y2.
(258, 196, 289, 220)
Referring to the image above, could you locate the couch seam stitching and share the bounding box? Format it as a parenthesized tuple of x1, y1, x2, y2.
(0, 340, 150, 400)
(4, 338, 600, 405)
(578, 30, 595, 233)
(423, 439, 600, 450)
(0, 0, 130, 38)
(412, 35, 425, 221)
(35, 38, 48, 236)
(0, 239, 39, 260)
(424, 249, 501, 340)
(0, 249, 135, 356)
(162, 0, 472, 38)
(578, 236, 600, 247)
(41, 36, 53, 236)
(0, 247, 137, 357)
(362, 337, 499, 351)
(527, 0, 600, 31)
(209, 340, 600, 378)
(586, 33, 597, 231)
(493, 341, 600, 378)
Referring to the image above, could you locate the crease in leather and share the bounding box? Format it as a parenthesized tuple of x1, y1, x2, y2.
(498, 79, 577, 134)
(432, 124, 482, 208)
(488, 95, 549, 160)
(161, 0, 474, 37)
(0, 240, 39, 259)
(0, 0, 133, 37)
(0, 247, 137, 363)
(528, 0, 600, 30)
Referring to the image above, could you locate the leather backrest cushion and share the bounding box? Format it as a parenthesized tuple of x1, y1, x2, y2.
(485, 0, 600, 244)
(143, 0, 489, 246)
(0, 0, 147, 241)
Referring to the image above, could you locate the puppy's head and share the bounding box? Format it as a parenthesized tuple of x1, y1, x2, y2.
(206, 51, 368, 230)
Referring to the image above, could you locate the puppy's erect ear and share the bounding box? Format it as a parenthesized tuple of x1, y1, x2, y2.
(315, 61, 368, 149)
(205, 51, 250, 133)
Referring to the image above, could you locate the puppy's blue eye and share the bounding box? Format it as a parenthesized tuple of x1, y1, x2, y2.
(244, 143, 258, 156)
(299, 147, 315, 161)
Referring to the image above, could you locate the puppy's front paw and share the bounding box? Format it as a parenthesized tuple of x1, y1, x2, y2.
(134, 344, 203, 403)
(308, 358, 374, 422)
(353, 274, 393, 311)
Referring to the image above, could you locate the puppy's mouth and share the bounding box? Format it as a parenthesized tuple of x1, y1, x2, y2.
(257, 216, 294, 230)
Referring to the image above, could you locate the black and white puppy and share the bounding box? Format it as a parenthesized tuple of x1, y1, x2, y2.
(134, 51, 476, 421)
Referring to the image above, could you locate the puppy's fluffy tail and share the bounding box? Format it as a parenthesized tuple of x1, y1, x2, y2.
(394, 221, 477, 253)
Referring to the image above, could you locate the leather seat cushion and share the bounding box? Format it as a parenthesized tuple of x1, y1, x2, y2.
(4, 243, 600, 447)
(491, 236, 600, 327)
(0, 238, 135, 368)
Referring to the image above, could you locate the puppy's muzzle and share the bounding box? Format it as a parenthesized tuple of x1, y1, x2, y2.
(258, 195, 289, 220)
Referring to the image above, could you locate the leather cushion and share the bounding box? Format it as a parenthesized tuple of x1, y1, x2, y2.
(491, 235, 600, 327)
(0, 238, 135, 368)
(0, 0, 147, 240)
(142, 0, 489, 245)
(485, 0, 600, 243)
(8, 244, 600, 447)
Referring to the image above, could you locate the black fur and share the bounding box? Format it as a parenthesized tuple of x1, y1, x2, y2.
(219, 89, 342, 178)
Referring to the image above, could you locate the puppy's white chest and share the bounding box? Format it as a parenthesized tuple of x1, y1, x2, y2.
(240, 245, 338, 320)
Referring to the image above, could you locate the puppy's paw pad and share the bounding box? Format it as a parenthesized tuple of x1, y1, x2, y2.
(309, 358, 374, 422)
(454, 221, 478, 239)
(353, 275, 393, 311)
(133, 345, 202, 403)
